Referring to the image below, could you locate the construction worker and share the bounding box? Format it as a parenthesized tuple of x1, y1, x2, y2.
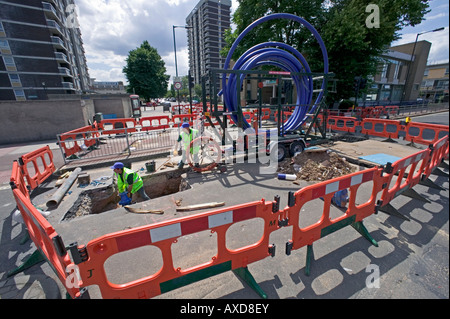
(174, 122, 200, 169)
(111, 162, 150, 202)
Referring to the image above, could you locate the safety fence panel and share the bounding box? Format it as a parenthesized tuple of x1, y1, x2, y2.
(360, 118, 403, 140)
(10, 116, 449, 299)
(74, 199, 284, 299)
(287, 167, 383, 251)
(424, 135, 449, 179)
(10, 160, 30, 200)
(253, 108, 272, 120)
(59, 128, 180, 163)
(404, 122, 449, 146)
(10, 163, 83, 298)
(19, 146, 56, 190)
(58, 125, 100, 158)
(369, 106, 385, 118)
(273, 111, 293, 123)
(326, 116, 358, 134)
(378, 148, 431, 210)
(385, 106, 399, 117)
(99, 118, 138, 135)
(139, 116, 170, 131)
(172, 114, 197, 127)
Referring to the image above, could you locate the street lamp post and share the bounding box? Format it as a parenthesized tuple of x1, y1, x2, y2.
(400, 27, 445, 104)
(173, 25, 192, 115)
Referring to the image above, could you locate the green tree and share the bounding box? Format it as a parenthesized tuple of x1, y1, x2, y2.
(123, 41, 170, 101)
(222, 0, 430, 102)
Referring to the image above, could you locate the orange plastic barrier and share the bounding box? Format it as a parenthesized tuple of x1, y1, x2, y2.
(369, 106, 384, 118)
(360, 118, 403, 140)
(10, 159, 84, 299)
(10, 160, 30, 200)
(404, 121, 449, 146)
(273, 111, 293, 123)
(18, 146, 55, 190)
(59, 125, 100, 157)
(423, 136, 449, 179)
(172, 114, 197, 127)
(99, 118, 138, 135)
(379, 148, 431, 206)
(385, 105, 399, 117)
(139, 116, 170, 131)
(9, 117, 449, 299)
(287, 168, 382, 252)
(326, 116, 358, 133)
(243, 111, 254, 122)
(253, 108, 271, 120)
(73, 199, 282, 299)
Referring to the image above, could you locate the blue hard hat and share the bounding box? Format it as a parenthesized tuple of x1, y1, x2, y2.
(111, 162, 124, 169)
(181, 122, 190, 128)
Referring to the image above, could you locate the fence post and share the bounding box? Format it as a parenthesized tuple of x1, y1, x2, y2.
(125, 128, 131, 156)
(57, 134, 68, 165)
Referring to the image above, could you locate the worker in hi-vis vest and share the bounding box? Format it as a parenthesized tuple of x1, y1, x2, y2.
(173, 122, 200, 169)
(111, 162, 150, 202)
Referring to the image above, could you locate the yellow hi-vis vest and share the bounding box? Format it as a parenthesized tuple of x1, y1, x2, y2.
(180, 128, 200, 154)
(115, 167, 144, 194)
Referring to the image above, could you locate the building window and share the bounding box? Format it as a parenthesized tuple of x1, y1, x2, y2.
(436, 80, 449, 89)
(393, 62, 401, 79)
(423, 79, 434, 87)
(424, 69, 429, 76)
(381, 62, 388, 79)
(445, 67, 449, 75)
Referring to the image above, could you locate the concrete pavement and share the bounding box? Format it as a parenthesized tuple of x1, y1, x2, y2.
(0, 108, 448, 300)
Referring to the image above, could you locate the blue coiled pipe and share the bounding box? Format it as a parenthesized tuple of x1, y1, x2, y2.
(220, 13, 329, 133)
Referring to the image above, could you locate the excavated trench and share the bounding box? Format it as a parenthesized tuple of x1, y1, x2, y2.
(62, 170, 190, 221)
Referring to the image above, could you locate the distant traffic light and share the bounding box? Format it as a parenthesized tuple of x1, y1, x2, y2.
(188, 70, 194, 90)
(353, 76, 361, 91)
(353, 76, 366, 90)
(359, 78, 367, 90)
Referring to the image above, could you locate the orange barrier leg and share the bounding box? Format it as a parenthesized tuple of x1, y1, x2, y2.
(303, 220, 377, 276)
(7, 250, 45, 277)
(233, 267, 268, 299)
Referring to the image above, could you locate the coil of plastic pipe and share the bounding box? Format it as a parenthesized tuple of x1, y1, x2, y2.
(219, 13, 329, 134)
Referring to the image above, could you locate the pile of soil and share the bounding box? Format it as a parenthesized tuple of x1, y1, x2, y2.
(278, 149, 357, 182)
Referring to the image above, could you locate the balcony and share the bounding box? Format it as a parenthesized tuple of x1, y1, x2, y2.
(58, 67, 72, 76)
(55, 51, 69, 63)
(50, 36, 65, 49)
(62, 81, 74, 90)
(42, 2, 59, 21)
(46, 19, 63, 36)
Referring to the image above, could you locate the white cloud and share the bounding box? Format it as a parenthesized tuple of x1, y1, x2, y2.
(77, 0, 193, 83)
(426, 13, 448, 21)
(393, 27, 449, 65)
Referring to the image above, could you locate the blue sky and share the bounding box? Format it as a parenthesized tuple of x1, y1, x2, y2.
(392, 0, 449, 65)
(76, 0, 449, 84)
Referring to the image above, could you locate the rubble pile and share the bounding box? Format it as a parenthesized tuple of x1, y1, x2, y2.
(278, 149, 357, 182)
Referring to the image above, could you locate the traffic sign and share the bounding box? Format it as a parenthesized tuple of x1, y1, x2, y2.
(174, 76, 182, 91)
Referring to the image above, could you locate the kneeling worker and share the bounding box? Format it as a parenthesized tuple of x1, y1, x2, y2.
(111, 162, 150, 202)
(174, 122, 200, 169)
